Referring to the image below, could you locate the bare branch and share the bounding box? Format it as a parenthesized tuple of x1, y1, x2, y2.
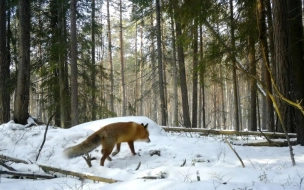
(180, 159, 186, 167)
(38, 164, 120, 183)
(0, 160, 17, 171)
(225, 139, 245, 168)
(0, 154, 29, 164)
(135, 161, 141, 171)
(36, 113, 55, 161)
(0, 170, 54, 179)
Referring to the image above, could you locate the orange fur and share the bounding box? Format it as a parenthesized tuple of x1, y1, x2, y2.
(64, 122, 150, 166)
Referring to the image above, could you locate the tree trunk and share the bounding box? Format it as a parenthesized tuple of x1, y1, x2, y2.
(192, 22, 198, 128)
(14, 0, 31, 125)
(273, 0, 293, 133)
(229, 0, 240, 131)
(265, 0, 276, 131)
(0, 0, 10, 124)
(287, 0, 304, 144)
(156, 0, 167, 125)
(169, 6, 178, 126)
(91, 0, 96, 120)
(248, 33, 257, 131)
(107, 0, 114, 114)
(150, 7, 158, 123)
(256, 0, 275, 132)
(265, 0, 275, 77)
(119, 0, 126, 116)
(58, 1, 70, 128)
(6, 0, 11, 120)
(139, 21, 144, 115)
(220, 63, 226, 129)
(134, 21, 138, 115)
(176, 22, 191, 128)
(199, 25, 206, 128)
(70, 0, 78, 126)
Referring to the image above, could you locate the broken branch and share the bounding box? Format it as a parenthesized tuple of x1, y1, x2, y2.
(225, 139, 245, 168)
(38, 164, 120, 183)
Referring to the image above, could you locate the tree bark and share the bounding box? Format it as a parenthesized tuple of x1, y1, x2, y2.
(58, 1, 70, 128)
(161, 126, 296, 138)
(248, 29, 257, 131)
(139, 21, 144, 115)
(107, 0, 114, 114)
(156, 0, 167, 125)
(39, 164, 120, 183)
(229, 0, 240, 131)
(150, 7, 158, 123)
(192, 22, 198, 128)
(287, 0, 304, 145)
(119, 0, 126, 116)
(169, 6, 178, 126)
(91, 0, 97, 121)
(0, 171, 54, 179)
(220, 63, 226, 129)
(265, 0, 275, 77)
(256, 0, 275, 132)
(176, 22, 191, 128)
(273, 0, 293, 133)
(0, 0, 10, 124)
(134, 21, 138, 115)
(70, 0, 78, 126)
(0, 154, 119, 183)
(14, 0, 31, 125)
(199, 25, 206, 128)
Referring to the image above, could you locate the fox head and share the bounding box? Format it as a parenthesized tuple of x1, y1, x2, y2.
(139, 123, 151, 143)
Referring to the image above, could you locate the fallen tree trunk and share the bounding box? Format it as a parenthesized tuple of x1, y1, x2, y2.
(0, 170, 54, 179)
(161, 127, 297, 139)
(0, 154, 120, 183)
(0, 160, 17, 171)
(0, 154, 29, 164)
(234, 141, 297, 147)
(38, 164, 120, 183)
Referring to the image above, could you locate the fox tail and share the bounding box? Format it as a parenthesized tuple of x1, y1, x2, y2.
(64, 133, 101, 158)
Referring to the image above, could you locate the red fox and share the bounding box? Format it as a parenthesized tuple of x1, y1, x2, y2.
(64, 122, 150, 166)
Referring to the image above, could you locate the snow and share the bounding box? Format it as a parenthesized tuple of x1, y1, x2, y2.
(0, 116, 304, 190)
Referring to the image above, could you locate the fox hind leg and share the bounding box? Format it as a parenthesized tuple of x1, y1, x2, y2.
(101, 148, 112, 161)
(100, 146, 114, 166)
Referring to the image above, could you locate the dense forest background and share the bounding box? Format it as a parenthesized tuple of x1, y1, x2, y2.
(0, 0, 304, 144)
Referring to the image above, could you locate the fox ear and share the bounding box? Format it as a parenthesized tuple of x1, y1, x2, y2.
(140, 123, 148, 128)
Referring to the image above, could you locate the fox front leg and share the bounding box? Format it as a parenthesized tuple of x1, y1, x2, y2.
(111, 143, 121, 156)
(127, 141, 136, 155)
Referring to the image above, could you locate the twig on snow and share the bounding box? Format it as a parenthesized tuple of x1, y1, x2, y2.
(180, 159, 186, 167)
(36, 113, 55, 161)
(225, 139, 245, 168)
(135, 161, 141, 171)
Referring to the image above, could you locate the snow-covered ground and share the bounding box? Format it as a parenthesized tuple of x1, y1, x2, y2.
(0, 116, 304, 190)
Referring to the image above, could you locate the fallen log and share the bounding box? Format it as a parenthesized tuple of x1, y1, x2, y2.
(38, 164, 120, 183)
(0, 160, 17, 171)
(0, 170, 54, 179)
(161, 127, 297, 139)
(0, 154, 29, 164)
(234, 141, 297, 147)
(0, 154, 120, 183)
